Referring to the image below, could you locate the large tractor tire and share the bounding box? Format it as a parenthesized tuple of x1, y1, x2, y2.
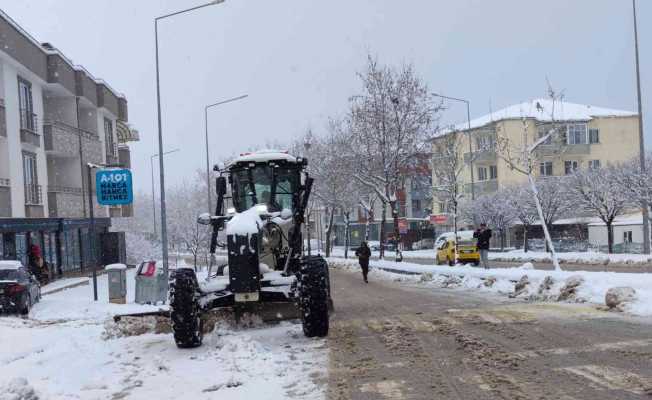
(170, 268, 204, 348)
(299, 256, 330, 338)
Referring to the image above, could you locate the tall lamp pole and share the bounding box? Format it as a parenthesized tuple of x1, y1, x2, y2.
(150, 149, 180, 238)
(432, 93, 475, 201)
(204, 94, 248, 212)
(633, 0, 650, 254)
(155, 0, 225, 283)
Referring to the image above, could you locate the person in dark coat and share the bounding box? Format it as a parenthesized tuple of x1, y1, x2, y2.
(473, 223, 492, 269)
(355, 241, 371, 283)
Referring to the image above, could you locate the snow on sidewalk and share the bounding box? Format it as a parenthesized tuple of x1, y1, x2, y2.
(328, 257, 652, 317)
(0, 270, 327, 400)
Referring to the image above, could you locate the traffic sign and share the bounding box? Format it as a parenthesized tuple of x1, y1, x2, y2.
(96, 169, 133, 205)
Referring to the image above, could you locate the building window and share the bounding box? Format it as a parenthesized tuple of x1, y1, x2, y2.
(624, 231, 633, 244)
(489, 165, 498, 180)
(475, 135, 495, 151)
(588, 159, 601, 169)
(22, 151, 41, 205)
(566, 123, 587, 145)
(589, 128, 600, 144)
(104, 118, 115, 158)
(18, 77, 36, 133)
(539, 161, 553, 176)
(538, 126, 552, 145)
(477, 167, 487, 181)
(412, 199, 420, 212)
(564, 160, 579, 175)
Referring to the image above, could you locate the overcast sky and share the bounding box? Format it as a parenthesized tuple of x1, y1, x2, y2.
(0, 0, 650, 193)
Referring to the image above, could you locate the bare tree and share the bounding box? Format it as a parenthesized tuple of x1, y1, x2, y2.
(493, 86, 568, 270)
(431, 130, 466, 259)
(504, 185, 538, 252)
(459, 190, 516, 251)
(348, 55, 440, 260)
(301, 125, 359, 258)
(167, 173, 211, 270)
(569, 165, 633, 253)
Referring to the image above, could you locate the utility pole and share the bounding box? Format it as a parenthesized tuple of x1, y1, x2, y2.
(154, 0, 225, 284)
(204, 94, 248, 212)
(633, 0, 650, 254)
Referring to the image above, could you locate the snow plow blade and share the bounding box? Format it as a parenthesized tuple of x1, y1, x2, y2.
(112, 302, 304, 325)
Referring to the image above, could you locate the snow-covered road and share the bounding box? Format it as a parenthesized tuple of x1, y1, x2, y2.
(0, 270, 327, 400)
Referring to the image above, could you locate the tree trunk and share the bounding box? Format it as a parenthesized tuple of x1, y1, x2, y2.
(344, 212, 350, 259)
(379, 201, 387, 259)
(325, 207, 335, 258)
(306, 211, 312, 256)
(390, 199, 402, 262)
(453, 201, 459, 265)
(527, 173, 561, 271)
(607, 221, 614, 254)
(523, 225, 529, 253)
(364, 213, 371, 242)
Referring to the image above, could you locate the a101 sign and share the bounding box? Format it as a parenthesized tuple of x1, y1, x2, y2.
(96, 169, 133, 206)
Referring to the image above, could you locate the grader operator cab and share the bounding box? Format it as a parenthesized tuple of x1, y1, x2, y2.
(169, 150, 331, 348)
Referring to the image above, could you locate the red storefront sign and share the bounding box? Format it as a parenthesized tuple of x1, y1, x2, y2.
(429, 214, 450, 225)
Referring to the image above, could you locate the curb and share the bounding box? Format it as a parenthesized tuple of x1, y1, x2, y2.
(42, 279, 90, 296)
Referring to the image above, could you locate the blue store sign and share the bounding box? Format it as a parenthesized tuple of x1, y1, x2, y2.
(96, 169, 133, 206)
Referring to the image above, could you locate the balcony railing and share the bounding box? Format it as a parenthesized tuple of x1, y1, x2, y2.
(48, 185, 83, 195)
(19, 109, 40, 146)
(24, 183, 42, 205)
(0, 178, 9, 187)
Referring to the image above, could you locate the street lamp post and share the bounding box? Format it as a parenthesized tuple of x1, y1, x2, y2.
(154, 0, 225, 283)
(632, 0, 650, 254)
(204, 94, 248, 212)
(150, 149, 180, 238)
(432, 93, 475, 201)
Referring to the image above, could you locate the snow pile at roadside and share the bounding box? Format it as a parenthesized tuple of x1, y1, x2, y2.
(328, 258, 652, 316)
(489, 250, 652, 265)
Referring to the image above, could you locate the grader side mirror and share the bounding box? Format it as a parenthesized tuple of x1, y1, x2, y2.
(197, 213, 212, 225)
(216, 176, 227, 196)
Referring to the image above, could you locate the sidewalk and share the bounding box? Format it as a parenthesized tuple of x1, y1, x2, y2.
(41, 276, 90, 296)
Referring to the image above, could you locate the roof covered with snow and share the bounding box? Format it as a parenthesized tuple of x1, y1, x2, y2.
(438, 99, 636, 136)
(0, 260, 23, 270)
(228, 150, 298, 166)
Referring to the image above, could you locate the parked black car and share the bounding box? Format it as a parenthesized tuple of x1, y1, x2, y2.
(0, 261, 41, 315)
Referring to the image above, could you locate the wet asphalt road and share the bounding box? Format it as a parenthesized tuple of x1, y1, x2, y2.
(326, 266, 652, 400)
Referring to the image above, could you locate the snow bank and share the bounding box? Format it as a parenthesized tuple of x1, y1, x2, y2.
(328, 257, 652, 316)
(489, 250, 652, 265)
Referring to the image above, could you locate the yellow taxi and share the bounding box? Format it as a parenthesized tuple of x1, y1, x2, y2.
(435, 234, 480, 266)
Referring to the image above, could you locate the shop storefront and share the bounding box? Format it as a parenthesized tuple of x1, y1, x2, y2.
(0, 218, 121, 279)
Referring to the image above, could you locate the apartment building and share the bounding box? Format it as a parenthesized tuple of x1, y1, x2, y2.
(431, 98, 639, 214)
(0, 11, 138, 274)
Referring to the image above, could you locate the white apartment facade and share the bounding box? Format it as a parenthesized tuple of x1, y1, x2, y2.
(0, 10, 138, 219)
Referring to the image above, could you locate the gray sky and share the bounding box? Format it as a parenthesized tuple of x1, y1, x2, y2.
(1, 0, 650, 193)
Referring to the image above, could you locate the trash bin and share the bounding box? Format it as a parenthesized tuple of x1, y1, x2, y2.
(106, 263, 127, 304)
(135, 260, 168, 305)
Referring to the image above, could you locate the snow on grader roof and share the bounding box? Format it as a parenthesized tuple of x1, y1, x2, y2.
(437, 98, 637, 136)
(228, 150, 299, 165)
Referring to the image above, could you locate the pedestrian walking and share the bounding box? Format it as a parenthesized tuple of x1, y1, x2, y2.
(473, 223, 492, 269)
(355, 241, 371, 283)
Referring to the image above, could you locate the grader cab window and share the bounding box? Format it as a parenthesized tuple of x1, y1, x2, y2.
(231, 165, 299, 212)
